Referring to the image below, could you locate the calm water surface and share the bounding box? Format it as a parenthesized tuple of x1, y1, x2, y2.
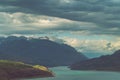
(22, 66, 120, 80)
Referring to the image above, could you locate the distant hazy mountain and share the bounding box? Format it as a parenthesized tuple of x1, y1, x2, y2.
(70, 50, 120, 71)
(0, 36, 87, 67)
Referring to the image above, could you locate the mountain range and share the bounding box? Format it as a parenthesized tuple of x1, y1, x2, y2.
(0, 36, 87, 67)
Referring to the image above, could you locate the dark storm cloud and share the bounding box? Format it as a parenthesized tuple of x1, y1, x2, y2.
(0, 0, 120, 35)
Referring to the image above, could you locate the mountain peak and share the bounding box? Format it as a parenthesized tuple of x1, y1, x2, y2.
(113, 50, 120, 55)
(0, 36, 87, 67)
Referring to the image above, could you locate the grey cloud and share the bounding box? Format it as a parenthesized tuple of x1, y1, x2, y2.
(0, 0, 120, 36)
(91, 27, 120, 36)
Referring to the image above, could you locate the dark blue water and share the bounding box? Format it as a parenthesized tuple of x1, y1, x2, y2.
(22, 66, 120, 80)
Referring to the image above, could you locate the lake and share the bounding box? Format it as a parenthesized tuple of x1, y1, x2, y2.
(22, 66, 120, 80)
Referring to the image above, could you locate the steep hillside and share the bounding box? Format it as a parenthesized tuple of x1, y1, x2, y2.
(0, 36, 87, 67)
(70, 50, 120, 71)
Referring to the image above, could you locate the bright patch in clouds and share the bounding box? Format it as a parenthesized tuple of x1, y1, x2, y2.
(62, 0, 71, 3)
(63, 37, 120, 55)
(0, 12, 98, 34)
(0, 12, 75, 31)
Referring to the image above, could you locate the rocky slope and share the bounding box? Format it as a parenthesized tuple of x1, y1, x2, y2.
(70, 50, 120, 71)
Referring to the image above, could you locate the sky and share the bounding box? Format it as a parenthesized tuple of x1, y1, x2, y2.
(0, 0, 120, 58)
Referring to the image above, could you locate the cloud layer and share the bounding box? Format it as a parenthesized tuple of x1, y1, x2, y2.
(0, 12, 98, 35)
(64, 37, 120, 53)
(0, 0, 120, 35)
(0, 0, 120, 57)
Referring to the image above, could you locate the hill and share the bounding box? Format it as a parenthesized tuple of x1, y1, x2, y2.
(0, 60, 53, 80)
(0, 36, 87, 67)
(70, 50, 120, 71)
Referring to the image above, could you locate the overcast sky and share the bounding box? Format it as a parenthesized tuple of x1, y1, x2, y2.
(0, 0, 120, 57)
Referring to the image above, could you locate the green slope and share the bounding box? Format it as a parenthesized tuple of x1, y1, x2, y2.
(0, 60, 53, 80)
